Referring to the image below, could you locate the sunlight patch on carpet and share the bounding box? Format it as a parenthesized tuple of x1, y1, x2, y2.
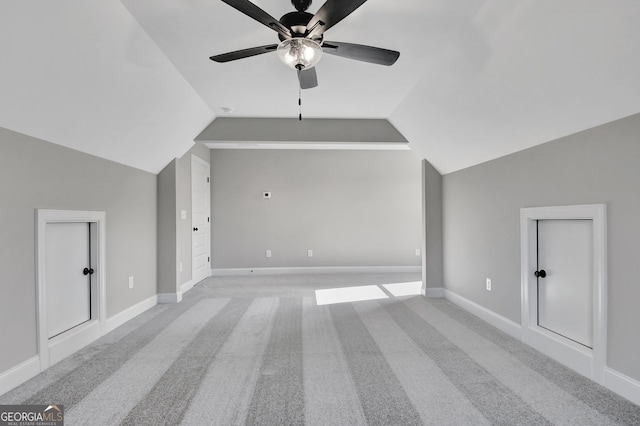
(382, 281, 423, 297)
(315, 285, 388, 306)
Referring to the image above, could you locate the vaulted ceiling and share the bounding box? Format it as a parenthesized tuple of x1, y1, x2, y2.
(1, 1, 639, 174)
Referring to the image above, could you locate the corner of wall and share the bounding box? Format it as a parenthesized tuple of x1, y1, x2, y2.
(157, 159, 178, 295)
(422, 159, 444, 290)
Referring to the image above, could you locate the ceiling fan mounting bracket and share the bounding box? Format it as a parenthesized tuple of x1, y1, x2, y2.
(291, 0, 312, 12)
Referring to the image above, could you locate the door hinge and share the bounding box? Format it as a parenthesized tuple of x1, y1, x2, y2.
(207, 217, 210, 222)
(208, 257, 210, 262)
(207, 177, 210, 183)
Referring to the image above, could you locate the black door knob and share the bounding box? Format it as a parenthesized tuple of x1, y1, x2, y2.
(534, 269, 546, 278)
(193, 227, 198, 231)
(83, 267, 94, 276)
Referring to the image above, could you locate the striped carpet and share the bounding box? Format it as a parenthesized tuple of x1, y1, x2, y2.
(2, 273, 639, 425)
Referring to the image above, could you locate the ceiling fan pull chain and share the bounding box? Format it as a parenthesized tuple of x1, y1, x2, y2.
(298, 69, 303, 121)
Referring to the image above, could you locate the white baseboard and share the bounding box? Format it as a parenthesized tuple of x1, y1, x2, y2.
(180, 280, 194, 295)
(425, 287, 444, 298)
(106, 295, 158, 333)
(603, 366, 640, 406)
(443, 289, 522, 340)
(211, 266, 422, 276)
(441, 288, 640, 405)
(0, 356, 40, 396)
(158, 292, 182, 304)
(48, 321, 101, 367)
(523, 325, 593, 379)
(1, 295, 160, 396)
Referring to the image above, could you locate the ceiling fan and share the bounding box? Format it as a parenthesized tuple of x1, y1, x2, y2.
(210, 0, 400, 90)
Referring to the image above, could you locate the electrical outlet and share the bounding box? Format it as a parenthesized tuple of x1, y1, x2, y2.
(263, 192, 272, 199)
(129, 276, 134, 289)
(307, 249, 313, 257)
(266, 250, 272, 258)
(415, 248, 421, 256)
(486, 278, 492, 291)
(179, 262, 183, 272)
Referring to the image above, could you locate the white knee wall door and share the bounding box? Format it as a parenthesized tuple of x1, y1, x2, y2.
(45, 222, 92, 338)
(520, 204, 607, 384)
(537, 219, 593, 348)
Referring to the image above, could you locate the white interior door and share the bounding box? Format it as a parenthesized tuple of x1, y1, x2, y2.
(537, 219, 593, 348)
(192, 155, 210, 284)
(45, 222, 91, 338)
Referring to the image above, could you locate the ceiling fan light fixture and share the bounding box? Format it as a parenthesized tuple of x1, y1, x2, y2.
(277, 38, 323, 70)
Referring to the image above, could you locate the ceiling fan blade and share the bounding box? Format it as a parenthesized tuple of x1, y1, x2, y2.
(322, 41, 400, 66)
(220, 0, 291, 38)
(298, 67, 318, 89)
(210, 44, 278, 63)
(306, 0, 368, 37)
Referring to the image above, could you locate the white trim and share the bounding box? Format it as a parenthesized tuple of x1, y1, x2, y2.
(443, 289, 522, 340)
(36, 209, 107, 372)
(439, 286, 639, 406)
(603, 366, 640, 406)
(211, 266, 422, 276)
(48, 320, 101, 366)
(523, 324, 594, 378)
(520, 204, 607, 384)
(421, 160, 428, 295)
(158, 292, 182, 304)
(106, 295, 158, 333)
(0, 356, 40, 396)
(425, 287, 444, 298)
(180, 280, 194, 295)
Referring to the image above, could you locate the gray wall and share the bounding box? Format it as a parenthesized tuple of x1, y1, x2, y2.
(210, 149, 422, 269)
(0, 127, 157, 374)
(157, 159, 177, 294)
(442, 113, 640, 381)
(197, 118, 407, 143)
(423, 160, 443, 289)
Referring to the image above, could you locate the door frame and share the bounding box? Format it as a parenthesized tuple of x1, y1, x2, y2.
(36, 209, 106, 371)
(520, 204, 607, 383)
(191, 154, 211, 285)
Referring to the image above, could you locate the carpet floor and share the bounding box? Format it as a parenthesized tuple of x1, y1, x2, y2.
(1, 272, 639, 425)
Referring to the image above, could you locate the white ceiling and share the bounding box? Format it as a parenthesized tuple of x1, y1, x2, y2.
(1, 0, 639, 174)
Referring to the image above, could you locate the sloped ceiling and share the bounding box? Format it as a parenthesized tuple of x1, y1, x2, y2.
(0, 1, 212, 174)
(1, 1, 639, 174)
